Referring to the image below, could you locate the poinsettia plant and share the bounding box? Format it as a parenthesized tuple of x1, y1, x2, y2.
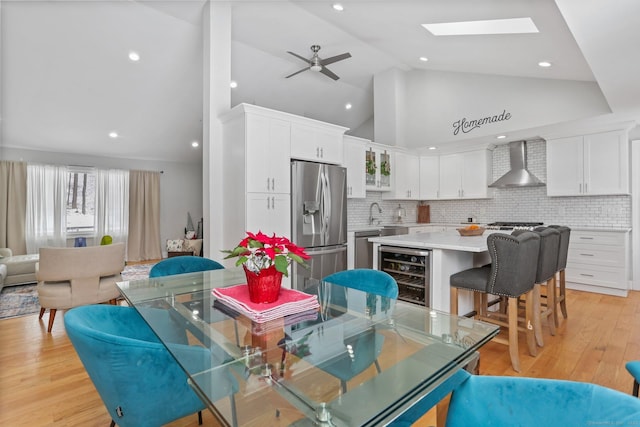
(223, 231, 310, 277)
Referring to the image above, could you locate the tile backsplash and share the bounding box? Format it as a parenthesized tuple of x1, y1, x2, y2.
(347, 140, 631, 228)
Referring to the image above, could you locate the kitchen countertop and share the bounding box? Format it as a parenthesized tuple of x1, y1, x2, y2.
(369, 230, 495, 252)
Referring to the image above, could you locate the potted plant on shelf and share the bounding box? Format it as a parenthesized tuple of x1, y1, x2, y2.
(223, 231, 310, 303)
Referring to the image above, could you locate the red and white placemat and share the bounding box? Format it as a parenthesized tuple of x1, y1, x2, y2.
(212, 284, 319, 323)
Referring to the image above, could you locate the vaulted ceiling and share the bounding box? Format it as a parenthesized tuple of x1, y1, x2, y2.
(2, 0, 639, 164)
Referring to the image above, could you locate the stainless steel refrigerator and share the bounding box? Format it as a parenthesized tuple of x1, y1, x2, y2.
(291, 160, 347, 290)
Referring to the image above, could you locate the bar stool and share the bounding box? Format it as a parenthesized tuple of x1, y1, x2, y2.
(526, 227, 561, 346)
(450, 231, 540, 372)
(549, 225, 571, 326)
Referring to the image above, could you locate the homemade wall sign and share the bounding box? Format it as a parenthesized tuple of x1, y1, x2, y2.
(452, 109, 512, 135)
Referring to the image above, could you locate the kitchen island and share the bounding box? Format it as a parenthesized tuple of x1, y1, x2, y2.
(370, 231, 496, 314)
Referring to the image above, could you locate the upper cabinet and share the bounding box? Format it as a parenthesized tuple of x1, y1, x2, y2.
(437, 149, 493, 200)
(365, 143, 394, 192)
(290, 120, 347, 165)
(382, 150, 420, 200)
(546, 130, 629, 196)
(419, 156, 439, 199)
(343, 135, 367, 199)
(245, 113, 291, 194)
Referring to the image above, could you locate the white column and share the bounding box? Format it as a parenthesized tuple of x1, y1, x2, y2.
(202, 2, 231, 259)
(632, 140, 639, 291)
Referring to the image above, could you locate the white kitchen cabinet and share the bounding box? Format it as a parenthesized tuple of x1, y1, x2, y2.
(246, 193, 291, 238)
(343, 135, 367, 198)
(438, 150, 493, 200)
(419, 156, 439, 199)
(290, 121, 347, 165)
(383, 150, 420, 200)
(565, 229, 630, 296)
(365, 144, 394, 192)
(245, 114, 291, 194)
(546, 130, 629, 196)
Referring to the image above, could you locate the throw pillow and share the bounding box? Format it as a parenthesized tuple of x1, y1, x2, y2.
(166, 239, 183, 252)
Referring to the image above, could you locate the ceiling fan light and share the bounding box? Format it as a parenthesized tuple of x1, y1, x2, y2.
(310, 64, 322, 72)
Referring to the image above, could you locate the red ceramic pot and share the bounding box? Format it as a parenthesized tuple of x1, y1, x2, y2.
(243, 265, 283, 303)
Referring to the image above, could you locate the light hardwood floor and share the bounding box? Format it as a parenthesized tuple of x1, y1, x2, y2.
(1, 288, 639, 426)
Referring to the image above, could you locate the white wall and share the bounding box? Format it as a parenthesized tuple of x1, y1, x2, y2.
(386, 68, 611, 149)
(3, 147, 202, 258)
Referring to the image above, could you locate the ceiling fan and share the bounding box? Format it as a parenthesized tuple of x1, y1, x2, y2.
(286, 45, 352, 81)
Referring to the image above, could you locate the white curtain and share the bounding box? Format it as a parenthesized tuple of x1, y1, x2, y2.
(94, 169, 129, 247)
(26, 164, 68, 253)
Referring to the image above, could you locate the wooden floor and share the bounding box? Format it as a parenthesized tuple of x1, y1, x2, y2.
(1, 288, 639, 426)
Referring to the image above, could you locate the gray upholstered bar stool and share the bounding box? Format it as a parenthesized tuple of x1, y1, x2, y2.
(450, 231, 540, 372)
(549, 225, 571, 326)
(526, 226, 561, 346)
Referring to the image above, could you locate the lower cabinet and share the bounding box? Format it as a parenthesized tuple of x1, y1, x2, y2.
(565, 229, 630, 296)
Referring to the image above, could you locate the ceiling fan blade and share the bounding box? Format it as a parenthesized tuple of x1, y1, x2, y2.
(287, 51, 312, 64)
(321, 52, 351, 66)
(286, 67, 310, 78)
(319, 66, 340, 81)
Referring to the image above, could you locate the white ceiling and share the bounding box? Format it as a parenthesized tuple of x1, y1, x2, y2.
(2, 0, 639, 164)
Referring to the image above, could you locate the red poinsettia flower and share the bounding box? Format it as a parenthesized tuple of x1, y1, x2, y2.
(223, 231, 310, 277)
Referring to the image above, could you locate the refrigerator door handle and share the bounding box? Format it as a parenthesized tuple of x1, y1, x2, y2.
(321, 169, 332, 240)
(305, 244, 347, 256)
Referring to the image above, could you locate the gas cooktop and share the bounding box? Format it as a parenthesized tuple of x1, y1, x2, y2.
(486, 222, 543, 230)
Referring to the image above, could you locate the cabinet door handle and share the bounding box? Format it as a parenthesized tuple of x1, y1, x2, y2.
(320, 147, 324, 158)
(316, 147, 320, 157)
(271, 178, 275, 191)
(580, 273, 594, 277)
(585, 182, 588, 193)
(267, 178, 270, 191)
(266, 197, 270, 210)
(579, 183, 582, 193)
(271, 197, 275, 209)
(580, 253, 595, 256)
(579, 237, 594, 240)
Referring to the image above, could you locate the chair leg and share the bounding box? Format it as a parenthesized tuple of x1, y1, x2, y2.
(197, 410, 203, 425)
(507, 297, 521, 372)
(633, 380, 639, 397)
(450, 286, 459, 315)
(559, 269, 568, 319)
(47, 309, 57, 333)
(532, 284, 544, 347)
(39, 307, 46, 319)
(110, 420, 116, 427)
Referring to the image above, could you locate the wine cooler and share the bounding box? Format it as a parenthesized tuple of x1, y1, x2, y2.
(378, 246, 430, 306)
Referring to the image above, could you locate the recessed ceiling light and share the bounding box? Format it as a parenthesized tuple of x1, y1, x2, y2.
(230, 80, 238, 88)
(419, 56, 429, 62)
(191, 141, 199, 148)
(332, 3, 344, 12)
(422, 17, 538, 36)
(108, 131, 118, 139)
(428, 146, 437, 150)
(538, 61, 552, 68)
(496, 135, 507, 139)
(345, 103, 352, 110)
(128, 51, 140, 62)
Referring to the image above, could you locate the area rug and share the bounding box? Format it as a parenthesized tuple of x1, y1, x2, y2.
(0, 262, 155, 320)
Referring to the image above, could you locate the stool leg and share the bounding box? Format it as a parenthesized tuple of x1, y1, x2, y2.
(524, 290, 537, 357)
(559, 269, 568, 319)
(47, 309, 57, 333)
(532, 284, 544, 347)
(545, 278, 557, 336)
(507, 297, 521, 372)
(450, 286, 459, 315)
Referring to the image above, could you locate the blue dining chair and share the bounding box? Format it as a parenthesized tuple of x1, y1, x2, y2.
(319, 269, 398, 393)
(149, 256, 224, 278)
(445, 370, 640, 427)
(65, 305, 238, 427)
(626, 361, 640, 397)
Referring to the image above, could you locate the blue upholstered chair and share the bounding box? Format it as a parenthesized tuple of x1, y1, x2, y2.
(149, 256, 223, 278)
(626, 361, 640, 397)
(446, 371, 640, 427)
(65, 305, 238, 427)
(320, 269, 398, 393)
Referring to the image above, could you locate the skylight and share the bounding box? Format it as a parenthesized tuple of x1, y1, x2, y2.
(422, 17, 539, 36)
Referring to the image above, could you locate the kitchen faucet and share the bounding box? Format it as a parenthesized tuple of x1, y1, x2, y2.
(369, 202, 382, 225)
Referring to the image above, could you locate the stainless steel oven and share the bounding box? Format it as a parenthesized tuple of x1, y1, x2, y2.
(379, 245, 430, 306)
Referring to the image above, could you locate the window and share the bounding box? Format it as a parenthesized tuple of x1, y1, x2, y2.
(66, 168, 96, 234)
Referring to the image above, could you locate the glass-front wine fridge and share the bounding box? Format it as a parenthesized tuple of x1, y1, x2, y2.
(378, 246, 431, 307)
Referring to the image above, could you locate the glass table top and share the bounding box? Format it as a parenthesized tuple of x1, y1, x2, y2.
(117, 268, 499, 427)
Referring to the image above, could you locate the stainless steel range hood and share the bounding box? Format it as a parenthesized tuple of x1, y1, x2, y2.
(489, 140, 545, 188)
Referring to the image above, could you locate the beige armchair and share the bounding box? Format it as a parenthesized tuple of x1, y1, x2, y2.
(36, 243, 125, 332)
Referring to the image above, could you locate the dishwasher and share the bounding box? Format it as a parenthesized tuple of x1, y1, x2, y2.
(354, 226, 408, 269)
(379, 245, 430, 306)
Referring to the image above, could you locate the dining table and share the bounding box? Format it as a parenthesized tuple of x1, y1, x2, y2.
(116, 267, 499, 427)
